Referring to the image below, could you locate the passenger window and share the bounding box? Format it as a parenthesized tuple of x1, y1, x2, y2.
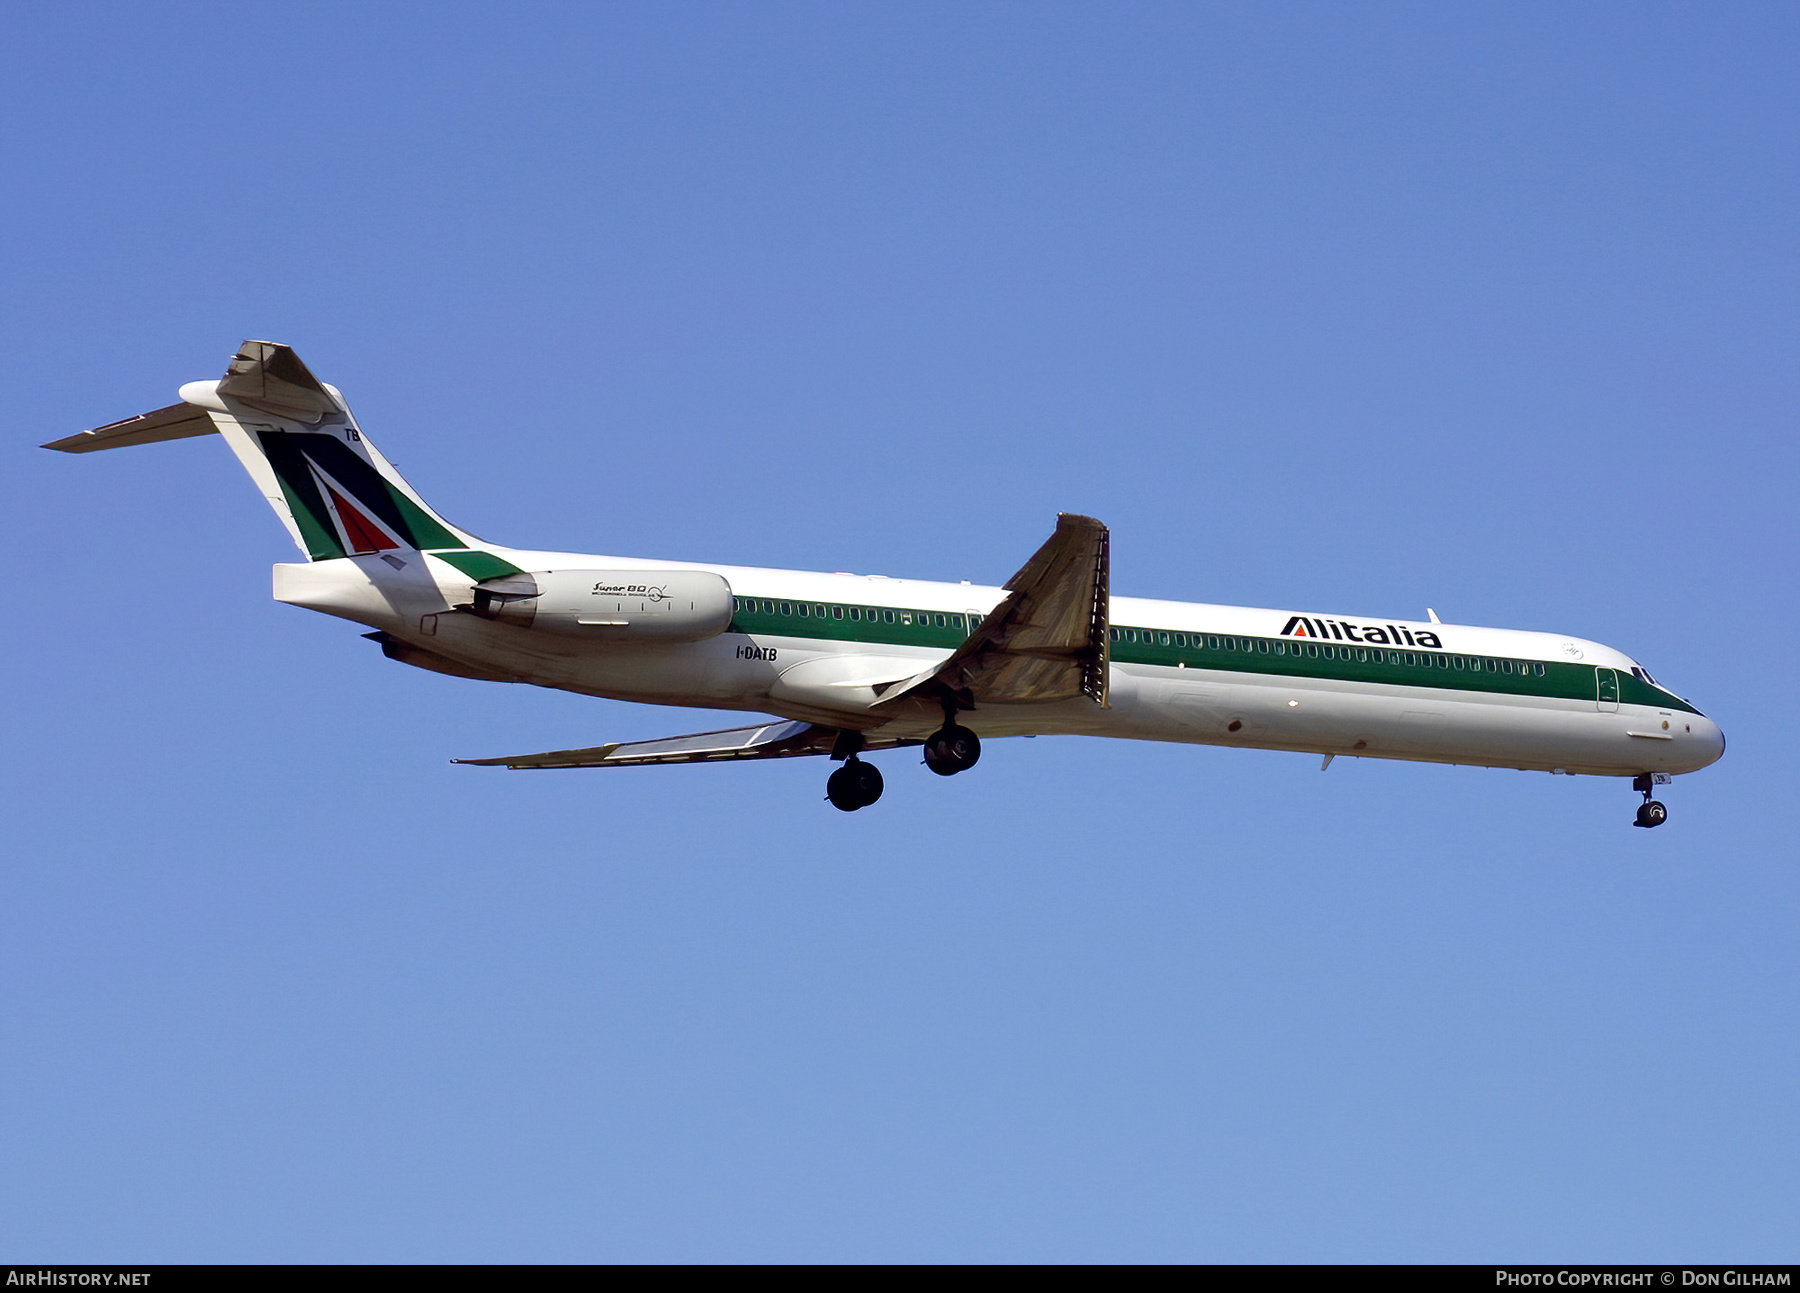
(781, 602, 793, 615)
(1206, 636, 1219, 649)
(1273, 641, 1286, 655)
(1257, 640, 1269, 653)
(934, 614, 946, 627)
(884, 610, 894, 623)
(1159, 632, 1170, 646)
(833, 606, 843, 619)
(1174, 634, 1186, 647)
(1535, 663, 1545, 676)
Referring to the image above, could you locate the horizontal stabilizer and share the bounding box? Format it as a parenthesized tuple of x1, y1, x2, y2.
(455, 721, 921, 769)
(217, 340, 342, 423)
(43, 340, 487, 564)
(43, 402, 217, 454)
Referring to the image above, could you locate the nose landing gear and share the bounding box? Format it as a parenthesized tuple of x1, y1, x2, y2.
(1632, 773, 1670, 829)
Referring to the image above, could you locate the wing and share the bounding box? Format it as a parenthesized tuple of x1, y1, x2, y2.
(876, 513, 1110, 710)
(454, 721, 920, 769)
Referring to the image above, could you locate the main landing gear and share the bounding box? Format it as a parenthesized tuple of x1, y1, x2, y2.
(822, 704, 984, 810)
(825, 729, 884, 812)
(923, 722, 981, 777)
(921, 694, 981, 777)
(1632, 773, 1669, 829)
(826, 758, 884, 812)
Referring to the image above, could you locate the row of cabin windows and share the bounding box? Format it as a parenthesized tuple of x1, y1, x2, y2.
(1109, 627, 1548, 677)
(725, 601, 1548, 678)
(733, 598, 970, 631)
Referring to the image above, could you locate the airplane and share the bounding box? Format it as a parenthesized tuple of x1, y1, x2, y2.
(46, 341, 1725, 826)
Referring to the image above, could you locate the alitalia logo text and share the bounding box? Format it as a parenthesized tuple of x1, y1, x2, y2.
(1280, 615, 1444, 649)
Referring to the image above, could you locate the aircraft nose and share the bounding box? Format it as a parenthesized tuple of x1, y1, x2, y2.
(1692, 715, 1726, 769)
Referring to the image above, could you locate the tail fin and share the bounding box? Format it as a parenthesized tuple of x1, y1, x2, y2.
(46, 341, 514, 578)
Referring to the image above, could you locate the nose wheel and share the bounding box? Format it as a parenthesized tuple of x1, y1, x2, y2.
(1632, 773, 1670, 829)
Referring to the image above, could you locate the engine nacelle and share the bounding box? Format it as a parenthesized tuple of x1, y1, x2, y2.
(466, 569, 734, 642)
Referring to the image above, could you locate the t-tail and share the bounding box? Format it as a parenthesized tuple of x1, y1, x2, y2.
(43, 340, 517, 582)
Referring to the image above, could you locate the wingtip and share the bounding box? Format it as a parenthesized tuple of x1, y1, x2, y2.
(1055, 512, 1107, 531)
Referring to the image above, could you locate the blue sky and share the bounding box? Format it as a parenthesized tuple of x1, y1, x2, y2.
(3, 1, 1796, 1262)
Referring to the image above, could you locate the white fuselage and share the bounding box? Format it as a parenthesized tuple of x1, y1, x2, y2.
(274, 549, 1726, 780)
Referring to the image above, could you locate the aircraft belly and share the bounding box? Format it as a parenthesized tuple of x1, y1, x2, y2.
(1101, 667, 1708, 775)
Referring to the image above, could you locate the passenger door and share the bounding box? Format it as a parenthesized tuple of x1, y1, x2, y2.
(1596, 667, 1620, 713)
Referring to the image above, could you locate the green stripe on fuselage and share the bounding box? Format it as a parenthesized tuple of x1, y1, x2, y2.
(727, 598, 1699, 713)
(731, 600, 976, 650)
(1104, 629, 1698, 712)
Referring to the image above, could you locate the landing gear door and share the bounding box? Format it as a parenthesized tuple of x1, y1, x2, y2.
(1596, 667, 1620, 713)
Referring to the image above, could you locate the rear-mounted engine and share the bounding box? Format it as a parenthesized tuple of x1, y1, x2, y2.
(463, 569, 734, 643)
